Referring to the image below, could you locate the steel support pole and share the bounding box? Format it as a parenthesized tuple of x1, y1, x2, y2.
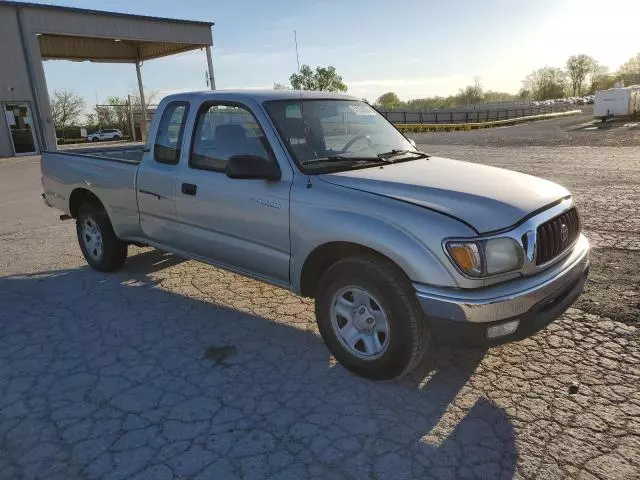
(206, 46, 216, 90)
(135, 61, 147, 141)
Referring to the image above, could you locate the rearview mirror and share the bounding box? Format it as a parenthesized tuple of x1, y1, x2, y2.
(226, 155, 281, 180)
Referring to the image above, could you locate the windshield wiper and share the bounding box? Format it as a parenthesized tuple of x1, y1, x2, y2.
(377, 149, 431, 161)
(301, 155, 386, 165)
(301, 150, 430, 166)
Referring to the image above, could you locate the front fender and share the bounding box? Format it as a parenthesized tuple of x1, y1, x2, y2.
(290, 205, 468, 294)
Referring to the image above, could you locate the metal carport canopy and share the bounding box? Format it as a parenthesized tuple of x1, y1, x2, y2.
(0, 1, 215, 150)
(37, 35, 210, 63)
(11, 1, 215, 62)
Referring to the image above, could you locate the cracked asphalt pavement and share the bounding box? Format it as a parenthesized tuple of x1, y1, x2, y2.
(1, 141, 638, 479)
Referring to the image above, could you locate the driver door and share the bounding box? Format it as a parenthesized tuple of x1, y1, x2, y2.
(175, 101, 292, 285)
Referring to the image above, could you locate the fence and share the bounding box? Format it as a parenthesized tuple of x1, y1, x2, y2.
(379, 102, 577, 124)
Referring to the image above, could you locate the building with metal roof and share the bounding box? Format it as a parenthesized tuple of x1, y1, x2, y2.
(0, 1, 215, 157)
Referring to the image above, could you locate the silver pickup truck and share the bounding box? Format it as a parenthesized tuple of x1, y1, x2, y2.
(42, 90, 590, 380)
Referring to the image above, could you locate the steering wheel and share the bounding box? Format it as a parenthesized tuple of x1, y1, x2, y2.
(341, 135, 373, 153)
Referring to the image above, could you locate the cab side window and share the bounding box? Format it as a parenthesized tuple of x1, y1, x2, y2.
(154, 102, 189, 165)
(190, 104, 271, 172)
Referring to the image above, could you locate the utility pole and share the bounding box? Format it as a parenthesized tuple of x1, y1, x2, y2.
(127, 94, 136, 142)
(294, 30, 300, 73)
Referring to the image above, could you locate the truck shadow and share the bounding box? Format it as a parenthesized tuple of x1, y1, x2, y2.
(0, 251, 516, 479)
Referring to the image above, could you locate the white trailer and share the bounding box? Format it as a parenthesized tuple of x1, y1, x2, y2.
(593, 86, 640, 119)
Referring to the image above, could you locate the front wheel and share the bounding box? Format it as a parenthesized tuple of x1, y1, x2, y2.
(76, 204, 128, 272)
(315, 255, 430, 380)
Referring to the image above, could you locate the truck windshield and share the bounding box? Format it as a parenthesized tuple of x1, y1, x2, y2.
(264, 99, 417, 173)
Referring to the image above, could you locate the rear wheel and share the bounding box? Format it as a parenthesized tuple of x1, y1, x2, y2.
(315, 255, 430, 380)
(76, 204, 127, 272)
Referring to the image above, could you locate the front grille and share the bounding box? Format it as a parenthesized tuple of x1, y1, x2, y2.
(536, 207, 580, 265)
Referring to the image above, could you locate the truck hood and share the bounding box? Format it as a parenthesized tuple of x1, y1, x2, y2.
(319, 156, 570, 233)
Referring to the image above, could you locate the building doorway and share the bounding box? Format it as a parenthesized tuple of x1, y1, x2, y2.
(4, 103, 39, 155)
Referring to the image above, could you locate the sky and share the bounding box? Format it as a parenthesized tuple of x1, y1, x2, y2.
(29, 0, 640, 107)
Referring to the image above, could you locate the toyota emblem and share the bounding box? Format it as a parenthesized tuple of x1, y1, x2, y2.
(560, 224, 568, 242)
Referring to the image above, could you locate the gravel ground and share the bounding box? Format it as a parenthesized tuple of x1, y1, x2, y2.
(412, 113, 640, 147)
(0, 145, 638, 479)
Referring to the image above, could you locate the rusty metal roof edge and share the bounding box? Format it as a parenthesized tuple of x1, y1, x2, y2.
(0, 1, 214, 27)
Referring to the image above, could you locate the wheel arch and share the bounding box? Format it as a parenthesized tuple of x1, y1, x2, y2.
(68, 188, 106, 219)
(299, 242, 408, 298)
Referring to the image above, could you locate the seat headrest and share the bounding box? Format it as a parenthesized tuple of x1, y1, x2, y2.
(213, 124, 247, 143)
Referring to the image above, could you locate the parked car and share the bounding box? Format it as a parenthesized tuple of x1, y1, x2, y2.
(41, 90, 590, 380)
(86, 129, 122, 142)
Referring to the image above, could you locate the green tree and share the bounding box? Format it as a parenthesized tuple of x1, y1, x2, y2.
(50, 90, 85, 133)
(566, 54, 594, 95)
(518, 89, 532, 100)
(483, 90, 518, 102)
(289, 65, 347, 92)
(105, 96, 132, 134)
(375, 92, 402, 110)
(522, 67, 567, 100)
(617, 52, 640, 86)
(587, 61, 612, 93)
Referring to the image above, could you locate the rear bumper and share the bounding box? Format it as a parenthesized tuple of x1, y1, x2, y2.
(414, 234, 590, 346)
(42, 192, 52, 208)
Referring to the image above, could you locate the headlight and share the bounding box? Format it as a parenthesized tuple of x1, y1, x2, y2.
(446, 237, 523, 277)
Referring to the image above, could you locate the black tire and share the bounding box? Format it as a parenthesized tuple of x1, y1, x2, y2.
(114, 135, 121, 140)
(315, 255, 430, 380)
(76, 203, 128, 272)
(91, 137, 99, 142)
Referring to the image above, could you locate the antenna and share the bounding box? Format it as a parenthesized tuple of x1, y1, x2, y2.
(294, 30, 300, 72)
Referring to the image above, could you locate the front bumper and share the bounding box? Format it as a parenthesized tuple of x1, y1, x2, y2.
(415, 234, 590, 346)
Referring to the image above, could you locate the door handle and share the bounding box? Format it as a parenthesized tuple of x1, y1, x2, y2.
(181, 183, 197, 196)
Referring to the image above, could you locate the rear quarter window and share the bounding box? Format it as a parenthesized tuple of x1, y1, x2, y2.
(154, 102, 190, 165)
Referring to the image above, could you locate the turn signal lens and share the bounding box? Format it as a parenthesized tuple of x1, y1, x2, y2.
(447, 242, 482, 276)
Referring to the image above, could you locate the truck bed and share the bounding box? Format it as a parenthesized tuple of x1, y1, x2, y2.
(41, 146, 143, 240)
(56, 144, 145, 164)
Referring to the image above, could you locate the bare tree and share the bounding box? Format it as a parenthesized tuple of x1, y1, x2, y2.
(566, 55, 593, 96)
(457, 77, 484, 105)
(50, 90, 86, 134)
(273, 82, 289, 90)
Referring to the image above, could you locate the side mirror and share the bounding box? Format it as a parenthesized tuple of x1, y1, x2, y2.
(408, 138, 417, 149)
(226, 155, 281, 180)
